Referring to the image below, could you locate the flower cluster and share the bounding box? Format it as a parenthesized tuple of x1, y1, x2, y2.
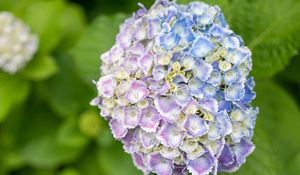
(0, 12, 38, 74)
(92, 0, 259, 174)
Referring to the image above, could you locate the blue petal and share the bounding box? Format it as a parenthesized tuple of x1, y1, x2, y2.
(227, 47, 251, 65)
(222, 36, 240, 49)
(181, 53, 196, 70)
(188, 77, 204, 97)
(225, 83, 245, 101)
(241, 84, 256, 103)
(190, 36, 215, 58)
(215, 13, 229, 28)
(159, 31, 181, 50)
(207, 70, 222, 86)
(192, 59, 213, 81)
(201, 83, 217, 98)
(224, 68, 240, 85)
(209, 24, 232, 40)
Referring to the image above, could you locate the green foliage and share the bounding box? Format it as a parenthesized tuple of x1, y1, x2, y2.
(0, 74, 30, 122)
(1, 0, 300, 175)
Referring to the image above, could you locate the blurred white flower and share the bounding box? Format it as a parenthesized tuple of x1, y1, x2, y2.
(0, 12, 38, 74)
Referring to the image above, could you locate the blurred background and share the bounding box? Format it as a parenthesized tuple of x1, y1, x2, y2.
(0, 0, 300, 175)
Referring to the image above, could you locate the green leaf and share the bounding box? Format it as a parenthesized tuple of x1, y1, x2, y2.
(54, 3, 86, 52)
(46, 55, 94, 118)
(227, 0, 300, 78)
(23, 0, 66, 54)
(70, 14, 128, 82)
(21, 55, 58, 81)
(0, 74, 30, 122)
(98, 142, 142, 175)
(16, 104, 86, 168)
(253, 80, 300, 173)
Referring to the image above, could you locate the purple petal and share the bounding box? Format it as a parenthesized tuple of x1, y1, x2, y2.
(187, 153, 213, 175)
(174, 85, 191, 107)
(124, 106, 141, 129)
(147, 18, 162, 39)
(179, 139, 199, 153)
(231, 122, 244, 143)
(218, 160, 240, 173)
(154, 95, 181, 122)
(233, 139, 255, 165)
(133, 21, 147, 41)
(140, 106, 161, 132)
(111, 106, 125, 123)
(132, 153, 149, 174)
(160, 147, 181, 159)
(198, 99, 218, 114)
(190, 36, 215, 58)
(148, 153, 173, 175)
(158, 122, 184, 148)
(173, 165, 189, 175)
(126, 80, 149, 104)
(184, 115, 209, 138)
(109, 119, 128, 139)
(208, 124, 220, 140)
(218, 144, 234, 166)
(215, 110, 233, 137)
(116, 25, 133, 49)
(183, 99, 199, 115)
(138, 52, 153, 74)
(186, 146, 206, 160)
(206, 139, 225, 157)
(97, 75, 116, 98)
(140, 130, 159, 149)
(192, 59, 213, 81)
(153, 65, 168, 81)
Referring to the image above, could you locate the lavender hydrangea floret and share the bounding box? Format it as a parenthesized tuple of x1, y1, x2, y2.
(92, 0, 259, 174)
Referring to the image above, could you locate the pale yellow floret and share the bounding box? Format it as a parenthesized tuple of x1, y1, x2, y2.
(171, 61, 181, 72)
(203, 113, 214, 121)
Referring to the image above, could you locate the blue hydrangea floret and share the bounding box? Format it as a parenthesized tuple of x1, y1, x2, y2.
(92, 0, 259, 174)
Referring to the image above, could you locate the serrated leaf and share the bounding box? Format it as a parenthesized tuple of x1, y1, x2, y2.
(0, 74, 30, 122)
(70, 14, 128, 82)
(21, 55, 58, 81)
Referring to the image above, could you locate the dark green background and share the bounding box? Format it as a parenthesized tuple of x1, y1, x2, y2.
(0, 0, 300, 175)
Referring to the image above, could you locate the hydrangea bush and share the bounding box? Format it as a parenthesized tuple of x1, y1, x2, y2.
(0, 12, 38, 74)
(92, 0, 259, 174)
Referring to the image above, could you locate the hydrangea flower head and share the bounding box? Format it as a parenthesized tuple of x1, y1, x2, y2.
(92, 0, 259, 174)
(0, 12, 38, 74)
